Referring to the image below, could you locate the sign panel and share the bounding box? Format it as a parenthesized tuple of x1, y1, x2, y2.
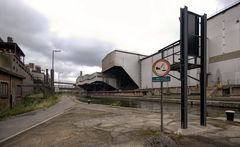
(152, 76, 171, 82)
(188, 12, 199, 56)
(152, 59, 171, 77)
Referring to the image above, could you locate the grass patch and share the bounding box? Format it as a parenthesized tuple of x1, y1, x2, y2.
(0, 94, 59, 120)
(110, 101, 122, 106)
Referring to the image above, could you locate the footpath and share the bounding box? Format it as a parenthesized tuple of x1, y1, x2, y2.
(0, 95, 76, 143)
(1, 96, 240, 146)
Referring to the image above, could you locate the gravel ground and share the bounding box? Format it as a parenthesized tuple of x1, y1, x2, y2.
(1, 96, 240, 147)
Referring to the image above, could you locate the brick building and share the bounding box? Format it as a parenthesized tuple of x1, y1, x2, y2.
(0, 37, 33, 110)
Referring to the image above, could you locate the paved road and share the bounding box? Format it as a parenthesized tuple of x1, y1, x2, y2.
(0, 95, 76, 142)
(1, 95, 240, 146)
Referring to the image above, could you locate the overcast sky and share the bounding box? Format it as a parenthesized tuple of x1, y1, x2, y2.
(0, 0, 239, 82)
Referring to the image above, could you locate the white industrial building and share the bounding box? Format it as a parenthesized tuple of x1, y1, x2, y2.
(76, 2, 240, 95)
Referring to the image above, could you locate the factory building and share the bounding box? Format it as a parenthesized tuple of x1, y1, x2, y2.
(25, 63, 44, 83)
(76, 2, 240, 96)
(102, 50, 146, 90)
(0, 37, 34, 109)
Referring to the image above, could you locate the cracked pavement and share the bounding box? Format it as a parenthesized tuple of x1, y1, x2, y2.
(1, 95, 240, 147)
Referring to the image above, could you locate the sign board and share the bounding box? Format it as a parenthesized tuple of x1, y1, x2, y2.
(152, 59, 171, 77)
(152, 59, 171, 132)
(188, 13, 199, 56)
(152, 76, 171, 82)
(180, 6, 207, 128)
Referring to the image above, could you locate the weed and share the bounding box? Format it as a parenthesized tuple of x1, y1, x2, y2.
(111, 101, 121, 106)
(0, 95, 59, 120)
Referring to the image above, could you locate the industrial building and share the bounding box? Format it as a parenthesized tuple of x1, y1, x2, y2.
(25, 63, 44, 83)
(76, 2, 240, 96)
(0, 37, 34, 109)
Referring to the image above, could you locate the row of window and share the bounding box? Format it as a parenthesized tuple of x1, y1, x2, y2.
(0, 82, 22, 97)
(0, 82, 8, 97)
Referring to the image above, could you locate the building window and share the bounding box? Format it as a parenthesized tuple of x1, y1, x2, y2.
(0, 82, 8, 97)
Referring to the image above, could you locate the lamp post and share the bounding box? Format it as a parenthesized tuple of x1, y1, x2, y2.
(58, 72, 63, 88)
(51, 49, 61, 93)
(52, 50, 61, 71)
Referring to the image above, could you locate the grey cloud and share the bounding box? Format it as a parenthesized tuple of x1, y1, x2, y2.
(52, 38, 114, 66)
(0, 1, 48, 33)
(0, 0, 114, 68)
(0, 0, 53, 56)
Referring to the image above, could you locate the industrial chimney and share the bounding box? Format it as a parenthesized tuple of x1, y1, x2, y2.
(7, 37, 13, 43)
(80, 71, 83, 77)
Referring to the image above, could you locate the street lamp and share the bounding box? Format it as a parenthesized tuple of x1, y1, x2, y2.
(52, 49, 61, 71)
(51, 49, 61, 92)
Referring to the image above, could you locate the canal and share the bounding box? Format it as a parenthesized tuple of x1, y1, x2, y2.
(77, 97, 240, 119)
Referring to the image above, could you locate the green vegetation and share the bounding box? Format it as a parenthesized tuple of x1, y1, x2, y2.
(110, 101, 122, 106)
(0, 94, 59, 120)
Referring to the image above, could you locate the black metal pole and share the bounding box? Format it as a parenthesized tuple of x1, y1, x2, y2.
(160, 50, 165, 132)
(52, 51, 55, 94)
(51, 69, 54, 94)
(180, 6, 188, 129)
(52, 50, 54, 71)
(200, 14, 207, 126)
(46, 69, 49, 84)
(161, 81, 163, 132)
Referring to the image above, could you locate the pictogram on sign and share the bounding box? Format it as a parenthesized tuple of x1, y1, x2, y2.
(152, 59, 171, 77)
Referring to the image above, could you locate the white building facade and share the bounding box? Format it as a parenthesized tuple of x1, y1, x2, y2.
(76, 2, 240, 94)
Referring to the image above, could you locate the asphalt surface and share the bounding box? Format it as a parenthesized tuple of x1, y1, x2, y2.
(0, 95, 240, 147)
(0, 95, 75, 143)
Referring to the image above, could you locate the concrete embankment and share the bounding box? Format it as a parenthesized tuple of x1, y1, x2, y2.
(1, 95, 240, 147)
(89, 95, 240, 108)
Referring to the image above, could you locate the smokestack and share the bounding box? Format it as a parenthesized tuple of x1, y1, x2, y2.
(7, 37, 13, 43)
(46, 69, 49, 84)
(0, 37, 3, 42)
(80, 71, 83, 76)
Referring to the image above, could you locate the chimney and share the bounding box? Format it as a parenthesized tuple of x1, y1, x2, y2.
(0, 37, 3, 42)
(29, 63, 34, 69)
(46, 69, 49, 84)
(80, 71, 83, 76)
(7, 37, 13, 43)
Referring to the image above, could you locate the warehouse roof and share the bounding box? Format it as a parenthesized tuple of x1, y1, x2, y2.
(208, 1, 240, 20)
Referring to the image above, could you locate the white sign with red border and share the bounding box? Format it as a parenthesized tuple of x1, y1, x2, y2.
(152, 59, 171, 77)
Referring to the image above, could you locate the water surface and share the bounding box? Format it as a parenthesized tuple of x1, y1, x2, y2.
(77, 97, 240, 119)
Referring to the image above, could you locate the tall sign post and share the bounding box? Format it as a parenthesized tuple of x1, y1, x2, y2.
(180, 6, 189, 129)
(153, 6, 207, 130)
(180, 6, 207, 128)
(200, 14, 207, 126)
(152, 58, 171, 132)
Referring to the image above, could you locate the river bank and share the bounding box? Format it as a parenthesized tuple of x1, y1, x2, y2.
(0, 94, 59, 121)
(1, 95, 240, 147)
(87, 95, 240, 108)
